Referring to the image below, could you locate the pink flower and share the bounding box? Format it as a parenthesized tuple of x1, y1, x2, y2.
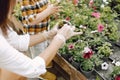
(68, 44, 74, 50)
(89, 0, 94, 7)
(97, 24, 104, 32)
(65, 16, 71, 21)
(115, 75, 120, 80)
(92, 12, 101, 19)
(83, 47, 93, 59)
(73, 0, 79, 6)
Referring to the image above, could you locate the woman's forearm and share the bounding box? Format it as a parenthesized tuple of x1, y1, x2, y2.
(29, 33, 46, 47)
(30, 33, 64, 66)
(39, 36, 64, 66)
(29, 9, 51, 25)
(29, 29, 57, 47)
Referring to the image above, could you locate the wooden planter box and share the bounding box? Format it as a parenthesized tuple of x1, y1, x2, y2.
(53, 53, 87, 80)
(51, 46, 120, 80)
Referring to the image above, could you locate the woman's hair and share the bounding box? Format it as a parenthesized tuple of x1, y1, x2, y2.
(9, 15, 24, 35)
(0, 0, 11, 35)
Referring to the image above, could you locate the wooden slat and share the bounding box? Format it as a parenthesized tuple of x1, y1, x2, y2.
(53, 54, 87, 80)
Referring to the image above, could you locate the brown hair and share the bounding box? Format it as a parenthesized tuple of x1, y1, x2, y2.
(9, 15, 24, 35)
(0, 0, 11, 35)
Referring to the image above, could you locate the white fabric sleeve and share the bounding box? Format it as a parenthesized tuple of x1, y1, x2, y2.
(0, 35, 46, 78)
(6, 29, 30, 51)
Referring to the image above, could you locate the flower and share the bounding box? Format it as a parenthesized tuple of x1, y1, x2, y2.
(103, 0, 107, 3)
(89, 0, 94, 7)
(115, 75, 120, 80)
(68, 44, 74, 50)
(101, 62, 109, 70)
(111, 66, 120, 79)
(79, 25, 87, 29)
(97, 24, 104, 32)
(112, 60, 116, 64)
(83, 47, 93, 59)
(91, 30, 98, 34)
(65, 16, 71, 21)
(92, 12, 101, 19)
(101, 4, 105, 8)
(73, 0, 79, 6)
(103, 0, 109, 4)
(115, 61, 120, 66)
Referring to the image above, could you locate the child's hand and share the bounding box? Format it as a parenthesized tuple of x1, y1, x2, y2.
(46, 4, 61, 15)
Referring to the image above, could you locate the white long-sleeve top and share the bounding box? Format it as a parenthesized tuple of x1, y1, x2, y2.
(0, 28, 46, 78)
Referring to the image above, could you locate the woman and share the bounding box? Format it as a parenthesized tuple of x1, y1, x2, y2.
(1, 0, 61, 79)
(0, 0, 82, 79)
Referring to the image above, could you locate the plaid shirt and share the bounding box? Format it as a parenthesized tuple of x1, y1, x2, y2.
(21, 0, 50, 35)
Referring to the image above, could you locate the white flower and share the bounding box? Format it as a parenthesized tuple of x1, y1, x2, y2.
(80, 40, 83, 42)
(105, 2, 109, 4)
(78, 40, 83, 42)
(101, 4, 105, 8)
(115, 61, 120, 66)
(103, 0, 107, 3)
(91, 30, 98, 34)
(103, 0, 109, 4)
(79, 25, 84, 28)
(84, 47, 91, 53)
(101, 62, 109, 70)
(112, 60, 116, 64)
(79, 25, 87, 29)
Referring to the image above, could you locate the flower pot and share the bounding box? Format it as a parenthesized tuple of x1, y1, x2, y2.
(101, 57, 109, 62)
(79, 65, 94, 78)
(94, 65, 101, 71)
(71, 59, 80, 70)
(61, 54, 72, 62)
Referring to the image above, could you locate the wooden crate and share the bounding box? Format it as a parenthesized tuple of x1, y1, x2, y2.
(53, 53, 87, 80)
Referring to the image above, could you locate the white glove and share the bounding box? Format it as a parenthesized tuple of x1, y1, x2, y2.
(55, 24, 83, 42)
(43, 23, 59, 40)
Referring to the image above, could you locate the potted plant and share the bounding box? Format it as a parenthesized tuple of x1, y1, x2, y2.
(59, 44, 74, 62)
(110, 0, 120, 19)
(91, 54, 103, 71)
(111, 66, 120, 80)
(97, 42, 113, 61)
(80, 59, 94, 78)
(79, 46, 94, 78)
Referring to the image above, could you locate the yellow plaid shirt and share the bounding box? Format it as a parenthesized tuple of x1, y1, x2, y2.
(21, 0, 50, 35)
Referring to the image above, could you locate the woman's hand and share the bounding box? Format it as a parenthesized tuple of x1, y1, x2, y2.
(57, 24, 83, 40)
(45, 23, 59, 39)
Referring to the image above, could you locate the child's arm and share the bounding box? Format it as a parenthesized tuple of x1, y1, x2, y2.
(29, 4, 60, 25)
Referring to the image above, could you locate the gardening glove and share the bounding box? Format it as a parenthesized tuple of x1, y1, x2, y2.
(42, 23, 59, 40)
(56, 24, 83, 42)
